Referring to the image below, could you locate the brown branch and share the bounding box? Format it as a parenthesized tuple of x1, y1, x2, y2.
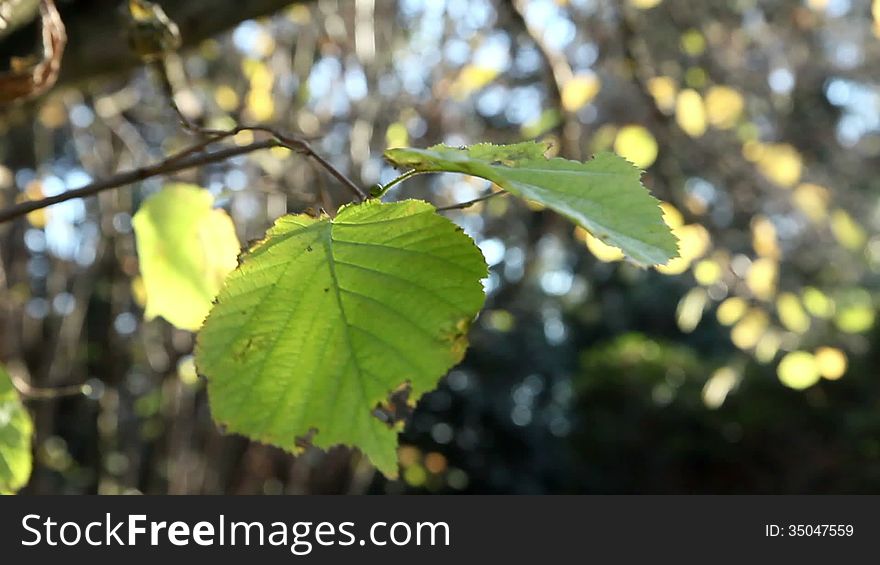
(198, 125, 367, 201)
(10, 372, 85, 399)
(0, 138, 278, 224)
(0, 122, 367, 224)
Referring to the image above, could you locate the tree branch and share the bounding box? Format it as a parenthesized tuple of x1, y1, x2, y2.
(0, 0, 312, 89)
(0, 121, 367, 224)
(0, 138, 277, 224)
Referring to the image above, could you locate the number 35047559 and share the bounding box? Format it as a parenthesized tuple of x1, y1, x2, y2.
(765, 525, 854, 536)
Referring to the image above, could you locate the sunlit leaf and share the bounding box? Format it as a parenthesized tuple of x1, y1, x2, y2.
(613, 125, 658, 169)
(647, 76, 677, 113)
(754, 329, 782, 364)
(656, 223, 710, 275)
(0, 365, 33, 494)
(730, 308, 769, 350)
(833, 288, 874, 333)
(750, 143, 802, 187)
(676, 287, 707, 333)
(751, 215, 780, 259)
(815, 347, 847, 380)
(386, 122, 409, 149)
(575, 226, 624, 262)
(561, 73, 601, 112)
(792, 183, 829, 222)
(680, 30, 706, 57)
(629, 0, 663, 9)
(196, 200, 487, 477)
(745, 257, 777, 301)
(704, 85, 744, 129)
(450, 65, 499, 99)
(133, 183, 241, 331)
(777, 351, 820, 390)
(776, 292, 810, 334)
(702, 366, 739, 409)
(693, 258, 722, 286)
(717, 296, 748, 326)
(802, 287, 834, 319)
(385, 142, 678, 266)
(830, 209, 867, 251)
(675, 89, 707, 137)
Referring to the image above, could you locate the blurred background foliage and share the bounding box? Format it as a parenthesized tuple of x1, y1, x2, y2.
(2, 0, 880, 494)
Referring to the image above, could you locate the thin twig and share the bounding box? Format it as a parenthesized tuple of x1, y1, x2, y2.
(436, 190, 506, 212)
(201, 125, 368, 201)
(10, 373, 85, 400)
(0, 139, 278, 224)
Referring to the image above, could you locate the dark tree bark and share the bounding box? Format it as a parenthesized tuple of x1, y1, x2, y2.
(0, 0, 309, 88)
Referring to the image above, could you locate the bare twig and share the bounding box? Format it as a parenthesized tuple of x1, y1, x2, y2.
(436, 190, 506, 212)
(0, 139, 278, 224)
(199, 125, 368, 201)
(10, 372, 85, 399)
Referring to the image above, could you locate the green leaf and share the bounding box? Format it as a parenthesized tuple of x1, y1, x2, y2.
(196, 199, 487, 477)
(0, 365, 33, 494)
(384, 142, 678, 266)
(133, 183, 241, 331)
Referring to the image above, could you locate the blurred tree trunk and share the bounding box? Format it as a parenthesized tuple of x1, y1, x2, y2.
(0, 0, 311, 88)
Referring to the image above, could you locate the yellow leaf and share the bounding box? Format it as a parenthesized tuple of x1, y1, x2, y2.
(656, 223, 710, 275)
(647, 76, 677, 113)
(676, 287, 707, 333)
(561, 74, 601, 112)
(680, 30, 706, 57)
(660, 202, 684, 229)
(776, 292, 810, 334)
(675, 89, 707, 137)
(830, 209, 866, 251)
(704, 85, 744, 129)
(792, 183, 829, 222)
(717, 296, 748, 326)
(777, 351, 820, 390)
(613, 125, 658, 168)
(834, 289, 874, 334)
(815, 347, 847, 380)
(802, 287, 834, 319)
(874, 0, 880, 35)
(754, 143, 802, 187)
(730, 308, 769, 350)
(629, 0, 663, 9)
(702, 366, 739, 409)
(751, 215, 779, 259)
(579, 228, 624, 262)
(693, 258, 722, 286)
(755, 329, 781, 364)
(386, 122, 409, 149)
(745, 257, 777, 301)
(450, 65, 499, 100)
(133, 184, 241, 331)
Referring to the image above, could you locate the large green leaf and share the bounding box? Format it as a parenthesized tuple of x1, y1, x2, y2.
(133, 183, 240, 331)
(0, 366, 33, 494)
(385, 142, 678, 266)
(196, 199, 487, 476)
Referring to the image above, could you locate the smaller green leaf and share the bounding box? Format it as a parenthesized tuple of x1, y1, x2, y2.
(0, 365, 33, 494)
(133, 183, 241, 331)
(384, 142, 678, 266)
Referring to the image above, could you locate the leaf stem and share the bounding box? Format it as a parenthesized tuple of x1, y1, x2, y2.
(436, 190, 507, 212)
(371, 169, 424, 198)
